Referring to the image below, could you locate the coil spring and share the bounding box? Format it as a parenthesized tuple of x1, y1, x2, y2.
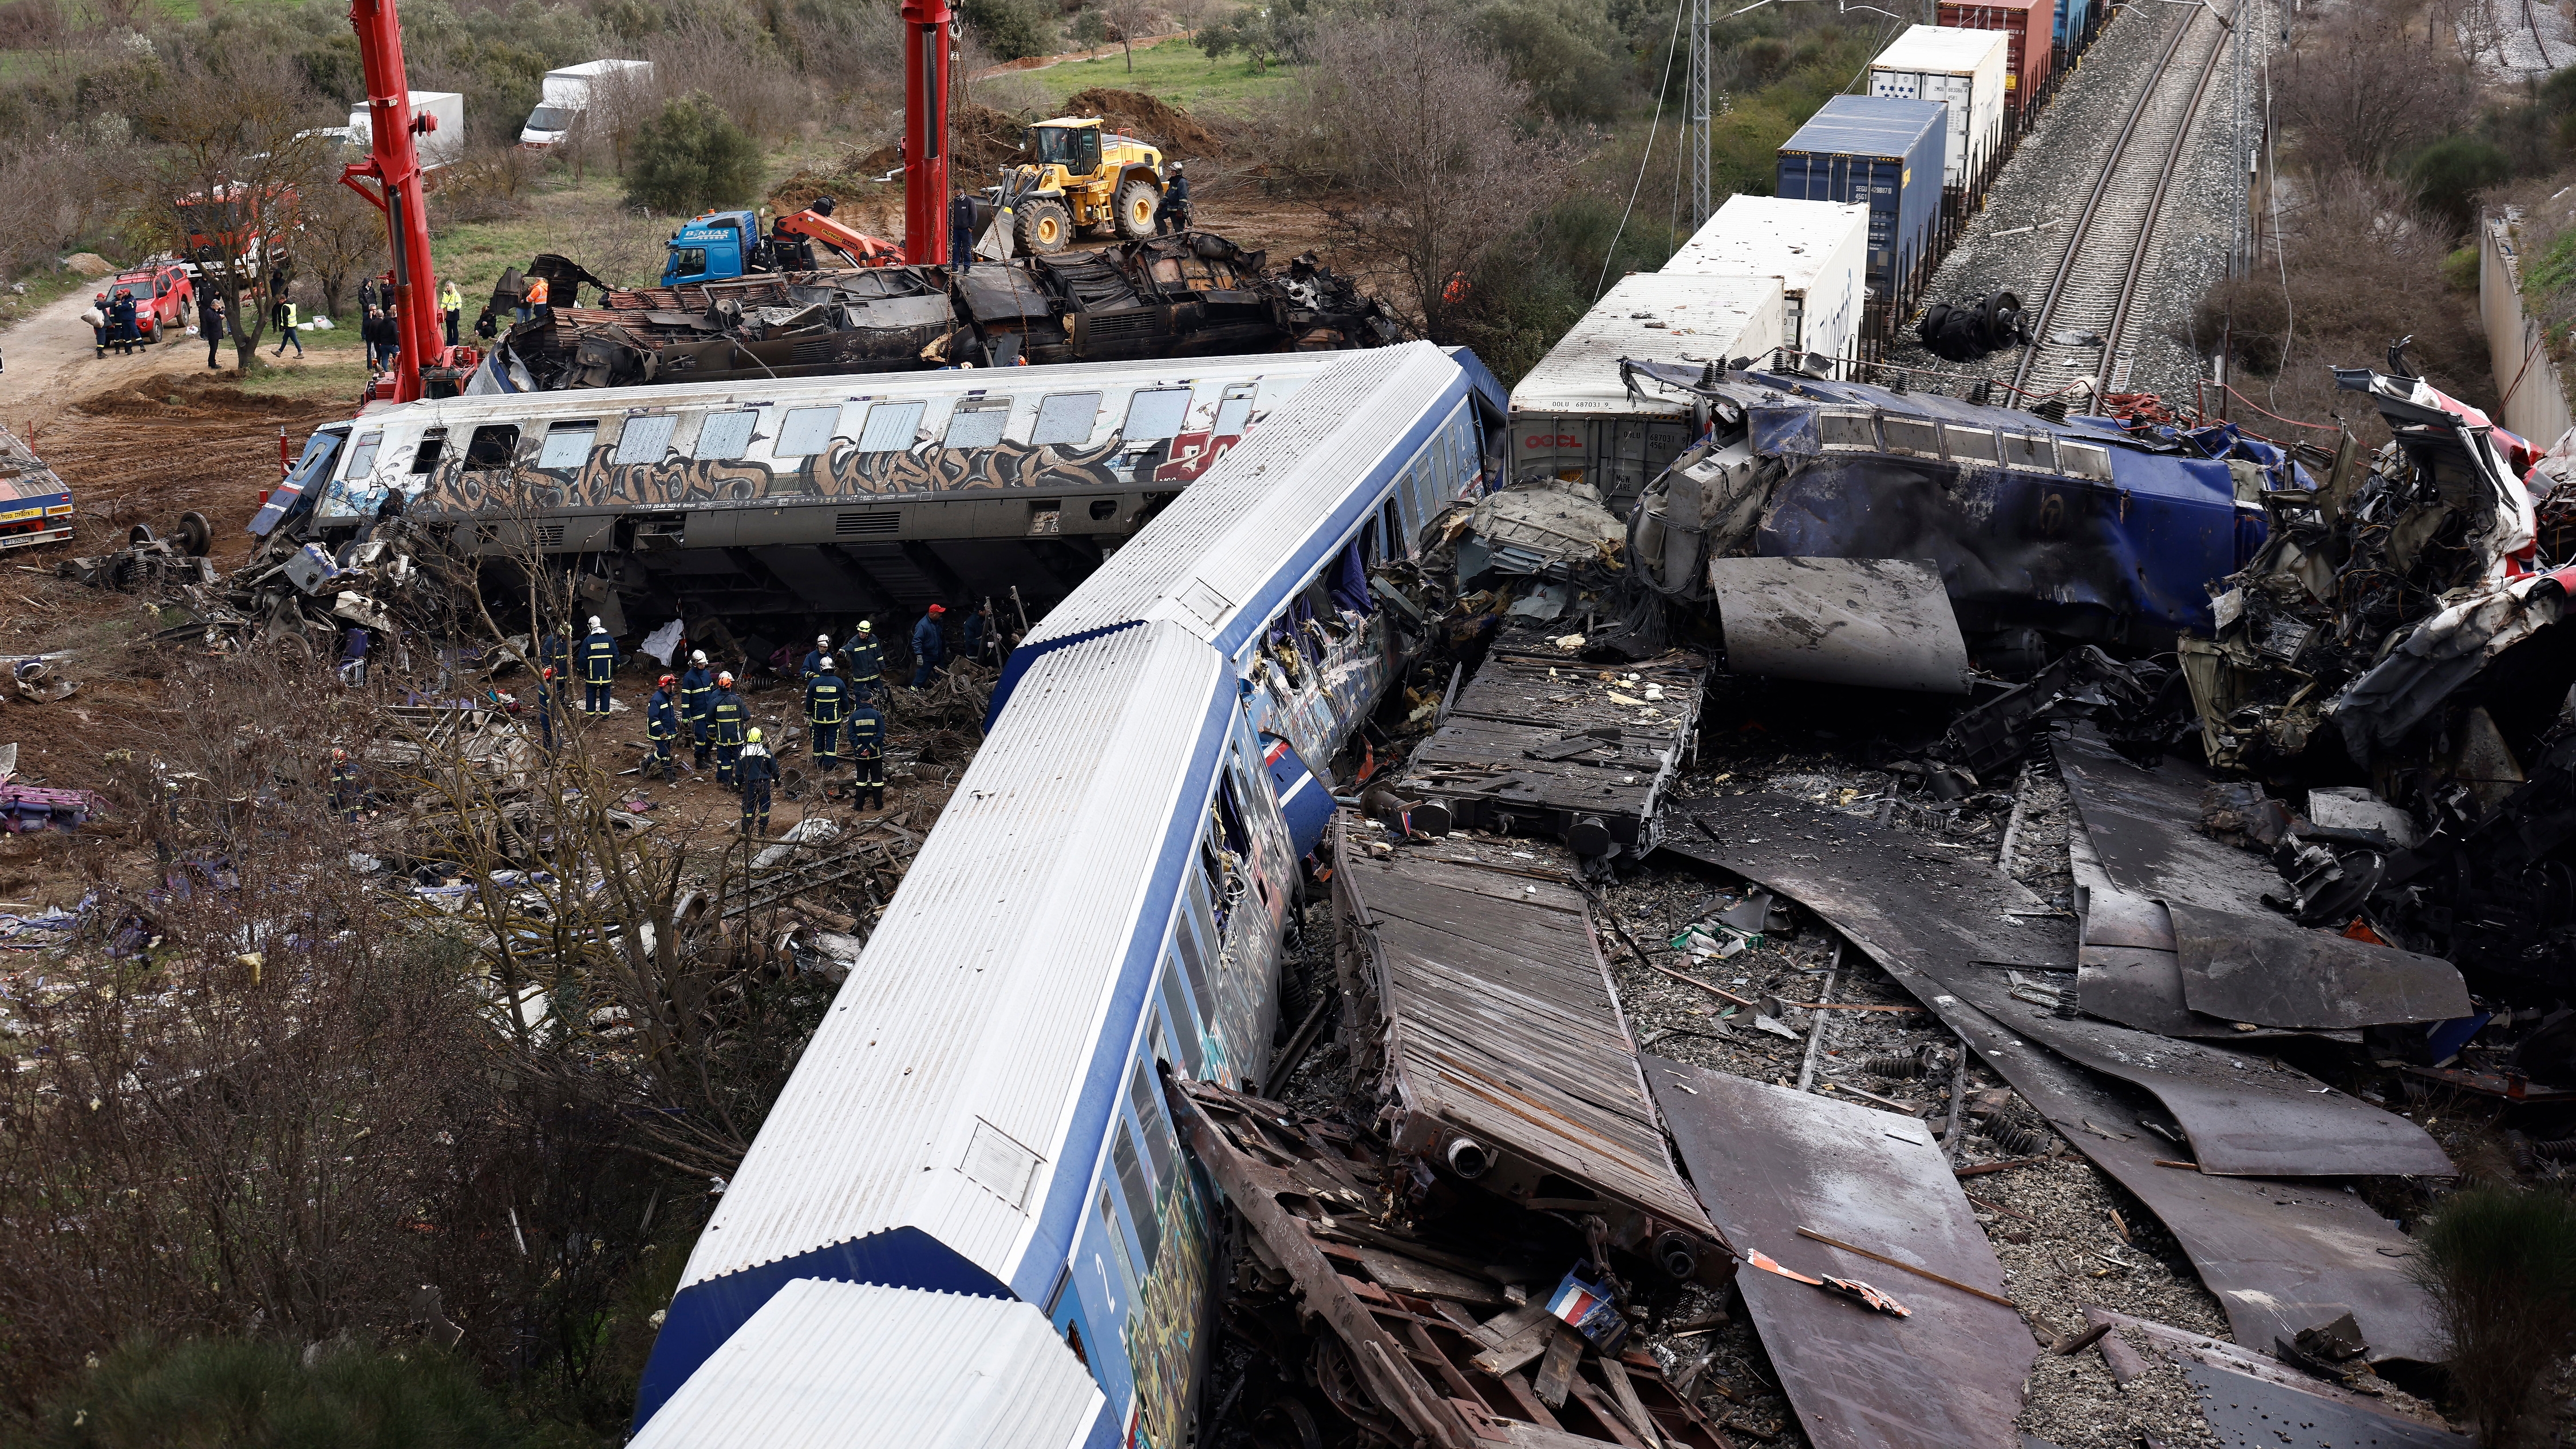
(1984, 1117, 2050, 1157)
(2532, 1136, 2576, 1163)
(1859, 1044, 1942, 1080)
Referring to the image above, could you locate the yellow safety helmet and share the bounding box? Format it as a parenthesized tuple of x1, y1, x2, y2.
(746, 727, 763, 743)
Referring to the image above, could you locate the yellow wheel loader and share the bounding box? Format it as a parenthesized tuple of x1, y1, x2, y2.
(979, 117, 1165, 258)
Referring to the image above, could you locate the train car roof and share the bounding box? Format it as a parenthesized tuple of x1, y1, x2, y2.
(632, 1280, 1106, 1449)
(1010, 341, 1487, 678)
(634, 621, 1230, 1423)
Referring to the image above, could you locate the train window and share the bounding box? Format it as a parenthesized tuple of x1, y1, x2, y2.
(1212, 384, 1256, 437)
(1882, 417, 1941, 457)
(1096, 1187, 1140, 1301)
(1158, 957, 1203, 1075)
(409, 430, 445, 473)
(1112, 1123, 1162, 1266)
(537, 421, 598, 470)
(613, 413, 678, 465)
(775, 405, 843, 457)
(1123, 388, 1194, 442)
(693, 410, 758, 461)
(943, 400, 1012, 449)
(1032, 392, 1101, 445)
(856, 400, 926, 453)
(1128, 1061, 1176, 1181)
(1381, 498, 1404, 558)
(2002, 432, 2057, 471)
(1819, 412, 1877, 449)
(464, 424, 519, 469)
(1943, 425, 1999, 463)
(343, 430, 383, 480)
(2059, 440, 2115, 481)
(1171, 907, 1214, 1021)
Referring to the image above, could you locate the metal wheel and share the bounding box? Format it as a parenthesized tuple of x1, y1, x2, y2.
(175, 512, 212, 558)
(1017, 199, 1073, 255)
(1115, 178, 1160, 240)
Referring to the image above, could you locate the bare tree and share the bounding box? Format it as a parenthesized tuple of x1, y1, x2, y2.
(2274, 0, 2477, 180)
(1303, 0, 1587, 341)
(295, 157, 387, 323)
(121, 49, 335, 368)
(1102, 0, 1162, 69)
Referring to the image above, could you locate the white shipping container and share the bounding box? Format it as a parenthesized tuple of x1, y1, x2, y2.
(1508, 272, 1785, 517)
(1868, 25, 2008, 189)
(346, 91, 465, 169)
(1664, 195, 1870, 377)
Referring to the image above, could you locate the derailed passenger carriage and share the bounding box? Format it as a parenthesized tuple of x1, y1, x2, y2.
(1621, 364, 2288, 673)
(250, 351, 1360, 625)
(629, 342, 1507, 1448)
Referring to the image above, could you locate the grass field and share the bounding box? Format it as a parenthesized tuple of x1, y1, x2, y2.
(230, 357, 372, 398)
(995, 41, 1298, 117)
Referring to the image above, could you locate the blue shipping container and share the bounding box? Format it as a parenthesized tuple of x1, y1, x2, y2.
(1776, 95, 1947, 299)
(2053, 0, 2091, 61)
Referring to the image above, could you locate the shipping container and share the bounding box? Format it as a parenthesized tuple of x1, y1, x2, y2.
(1935, 0, 2051, 109)
(1664, 195, 1869, 376)
(1776, 96, 1947, 302)
(1868, 26, 2009, 191)
(1508, 272, 1785, 516)
(2053, 0, 2093, 63)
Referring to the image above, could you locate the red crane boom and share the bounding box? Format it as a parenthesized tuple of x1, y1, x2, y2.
(343, 0, 465, 404)
(900, 0, 953, 266)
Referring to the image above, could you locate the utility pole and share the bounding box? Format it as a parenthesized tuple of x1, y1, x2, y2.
(1687, 0, 1713, 231)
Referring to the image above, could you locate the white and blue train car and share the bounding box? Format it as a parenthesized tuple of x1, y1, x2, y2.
(631, 341, 1506, 1449)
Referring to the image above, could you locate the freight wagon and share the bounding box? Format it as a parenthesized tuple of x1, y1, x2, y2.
(1777, 95, 1947, 342)
(1663, 195, 1870, 378)
(1937, 0, 2054, 123)
(1868, 25, 2010, 199)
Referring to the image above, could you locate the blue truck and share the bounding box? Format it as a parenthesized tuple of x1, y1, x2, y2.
(659, 206, 900, 287)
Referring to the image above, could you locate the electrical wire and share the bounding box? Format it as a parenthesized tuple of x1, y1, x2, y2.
(1597, 0, 1691, 301)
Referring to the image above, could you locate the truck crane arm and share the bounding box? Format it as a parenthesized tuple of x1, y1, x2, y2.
(343, 0, 474, 403)
(776, 210, 904, 268)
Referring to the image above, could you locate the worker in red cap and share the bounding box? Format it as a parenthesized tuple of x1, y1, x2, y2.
(646, 673, 681, 782)
(909, 603, 948, 690)
(709, 672, 747, 785)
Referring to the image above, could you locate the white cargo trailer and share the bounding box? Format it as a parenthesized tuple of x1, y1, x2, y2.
(1663, 195, 1869, 377)
(347, 90, 465, 169)
(520, 60, 654, 149)
(1508, 272, 1785, 517)
(1868, 26, 2008, 190)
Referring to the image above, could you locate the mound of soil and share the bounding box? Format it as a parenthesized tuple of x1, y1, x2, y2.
(848, 102, 1033, 191)
(1061, 88, 1223, 157)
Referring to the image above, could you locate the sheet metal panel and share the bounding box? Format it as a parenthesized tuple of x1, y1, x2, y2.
(1707, 556, 1973, 693)
(1660, 794, 2443, 1364)
(633, 1280, 1105, 1449)
(1648, 1060, 2029, 1449)
(1777, 96, 1947, 295)
(1664, 195, 1870, 367)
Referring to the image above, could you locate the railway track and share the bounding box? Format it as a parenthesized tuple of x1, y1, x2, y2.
(2010, 0, 2236, 401)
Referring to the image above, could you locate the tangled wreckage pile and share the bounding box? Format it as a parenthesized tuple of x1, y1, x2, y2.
(478, 234, 1400, 392)
(1203, 356, 2576, 1449)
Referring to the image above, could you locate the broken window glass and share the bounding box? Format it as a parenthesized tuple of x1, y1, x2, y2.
(693, 410, 757, 461)
(2002, 431, 2056, 471)
(409, 431, 445, 473)
(1819, 412, 1877, 449)
(1943, 425, 1999, 463)
(2059, 440, 2115, 481)
(464, 424, 519, 469)
(1112, 1123, 1161, 1267)
(344, 431, 383, 480)
(856, 400, 926, 453)
(1882, 417, 1941, 457)
(613, 413, 677, 465)
(1032, 392, 1101, 445)
(536, 421, 598, 470)
(944, 401, 1011, 449)
(773, 405, 843, 457)
(1124, 388, 1194, 441)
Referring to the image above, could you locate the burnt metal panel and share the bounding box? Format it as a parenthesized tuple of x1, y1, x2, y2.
(1337, 830, 1725, 1272)
(2166, 903, 2471, 1029)
(2082, 1309, 2467, 1448)
(2053, 730, 2281, 915)
(1647, 1057, 2029, 1449)
(1660, 793, 2442, 1363)
(1706, 556, 1973, 693)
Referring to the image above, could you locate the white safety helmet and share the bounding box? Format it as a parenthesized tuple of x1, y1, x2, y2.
(690, 650, 707, 666)
(817, 634, 831, 646)
(858, 621, 873, 633)
(587, 615, 603, 631)
(820, 656, 835, 671)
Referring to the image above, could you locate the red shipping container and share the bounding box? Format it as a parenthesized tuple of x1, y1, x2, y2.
(1935, 0, 2051, 109)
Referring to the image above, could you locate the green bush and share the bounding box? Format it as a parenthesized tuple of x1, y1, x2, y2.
(1472, 0, 1629, 123)
(958, 0, 1058, 60)
(2406, 133, 2512, 231)
(2441, 244, 2479, 293)
(26, 1337, 521, 1449)
(2411, 1186, 2576, 1445)
(625, 92, 764, 214)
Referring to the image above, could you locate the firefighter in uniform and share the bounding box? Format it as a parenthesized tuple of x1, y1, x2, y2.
(679, 649, 716, 768)
(539, 624, 571, 682)
(848, 694, 886, 811)
(578, 615, 621, 714)
(805, 656, 848, 773)
(646, 674, 681, 782)
(329, 747, 360, 823)
(709, 672, 747, 785)
(738, 727, 777, 837)
(800, 633, 833, 684)
(840, 619, 883, 704)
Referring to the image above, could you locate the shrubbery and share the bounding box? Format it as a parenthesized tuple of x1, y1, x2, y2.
(625, 92, 762, 213)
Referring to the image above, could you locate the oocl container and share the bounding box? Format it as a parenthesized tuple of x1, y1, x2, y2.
(1935, 0, 2052, 109)
(1868, 25, 2009, 189)
(1776, 95, 1947, 301)
(1664, 195, 1870, 376)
